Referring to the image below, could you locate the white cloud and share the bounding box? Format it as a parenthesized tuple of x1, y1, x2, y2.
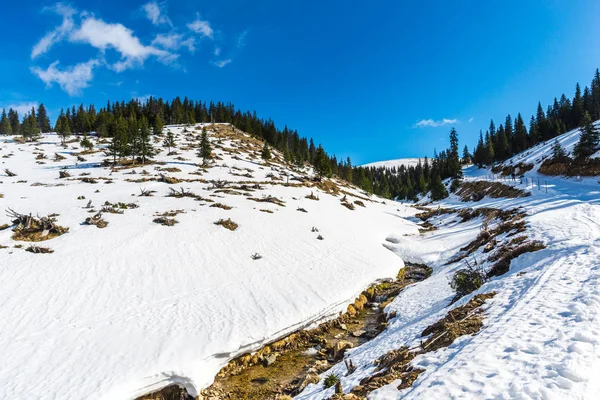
(213, 59, 232, 68)
(414, 118, 458, 128)
(1, 102, 39, 116)
(70, 17, 176, 72)
(214, 47, 221, 56)
(187, 14, 213, 39)
(237, 30, 248, 48)
(152, 33, 195, 53)
(31, 59, 98, 96)
(142, 1, 172, 26)
(31, 3, 76, 59)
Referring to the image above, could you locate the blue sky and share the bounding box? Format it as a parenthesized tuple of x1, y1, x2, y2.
(2, 0, 600, 164)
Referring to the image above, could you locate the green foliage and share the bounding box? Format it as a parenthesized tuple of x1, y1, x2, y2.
(0, 109, 12, 135)
(323, 373, 339, 389)
(139, 116, 154, 163)
(450, 263, 487, 299)
(313, 145, 332, 178)
(261, 142, 272, 161)
(449, 178, 461, 193)
(574, 111, 599, 159)
(551, 139, 569, 161)
(21, 108, 40, 140)
(198, 127, 212, 163)
(80, 133, 93, 151)
(163, 130, 175, 154)
(429, 174, 448, 201)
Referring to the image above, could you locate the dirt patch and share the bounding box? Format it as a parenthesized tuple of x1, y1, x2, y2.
(539, 158, 600, 176)
(8, 209, 68, 242)
(214, 218, 238, 231)
(456, 181, 530, 202)
(351, 292, 496, 397)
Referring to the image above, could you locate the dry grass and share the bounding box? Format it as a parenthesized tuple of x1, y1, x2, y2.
(25, 245, 54, 254)
(214, 218, 238, 231)
(153, 217, 178, 226)
(456, 181, 530, 202)
(421, 292, 496, 351)
(539, 158, 600, 176)
(211, 202, 233, 210)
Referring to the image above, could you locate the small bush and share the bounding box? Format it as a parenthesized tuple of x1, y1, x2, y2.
(215, 218, 238, 231)
(450, 262, 487, 301)
(323, 373, 339, 389)
(449, 179, 461, 193)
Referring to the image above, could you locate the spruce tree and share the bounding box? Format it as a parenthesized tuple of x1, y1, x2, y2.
(514, 113, 528, 153)
(80, 133, 93, 151)
(261, 142, 272, 161)
(139, 116, 153, 164)
(429, 174, 448, 201)
(37, 104, 51, 133)
(447, 128, 462, 179)
(153, 113, 164, 135)
(551, 139, 568, 162)
(462, 145, 471, 164)
(163, 130, 175, 154)
(198, 127, 212, 164)
(313, 145, 332, 178)
(573, 111, 599, 159)
(8, 109, 19, 135)
(0, 109, 11, 135)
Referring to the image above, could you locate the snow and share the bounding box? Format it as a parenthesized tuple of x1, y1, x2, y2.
(297, 127, 600, 399)
(2, 122, 600, 400)
(362, 158, 422, 170)
(0, 125, 419, 399)
(498, 121, 600, 172)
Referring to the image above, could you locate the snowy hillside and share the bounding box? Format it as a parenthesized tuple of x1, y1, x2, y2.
(1, 122, 600, 400)
(0, 125, 419, 399)
(294, 135, 600, 399)
(362, 158, 422, 169)
(498, 121, 600, 171)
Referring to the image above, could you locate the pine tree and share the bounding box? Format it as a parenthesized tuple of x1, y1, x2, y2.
(573, 111, 599, 159)
(514, 113, 528, 153)
(429, 174, 448, 201)
(313, 145, 332, 178)
(80, 132, 93, 151)
(37, 104, 51, 133)
(0, 109, 11, 135)
(108, 116, 128, 164)
(551, 139, 568, 161)
(462, 145, 471, 164)
(8, 109, 19, 135)
(572, 83, 585, 128)
(163, 130, 175, 154)
(261, 142, 272, 161)
(56, 113, 71, 145)
(447, 128, 462, 179)
(21, 111, 40, 141)
(127, 113, 139, 162)
(153, 113, 164, 135)
(139, 116, 153, 164)
(198, 127, 212, 163)
(485, 131, 495, 165)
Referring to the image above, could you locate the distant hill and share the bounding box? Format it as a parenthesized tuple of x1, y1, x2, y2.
(362, 157, 422, 169)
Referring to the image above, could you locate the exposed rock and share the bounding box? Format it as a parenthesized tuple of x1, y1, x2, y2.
(263, 353, 278, 367)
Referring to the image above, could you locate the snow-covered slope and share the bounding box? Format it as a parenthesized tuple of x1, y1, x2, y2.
(499, 121, 600, 171)
(362, 158, 422, 169)
(296, 138, 600, 399)
(0, 125, 419, 399)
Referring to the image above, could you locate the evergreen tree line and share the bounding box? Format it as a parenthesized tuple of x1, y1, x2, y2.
(472, 68, 600, 166)
(0, 104, 51, 139)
